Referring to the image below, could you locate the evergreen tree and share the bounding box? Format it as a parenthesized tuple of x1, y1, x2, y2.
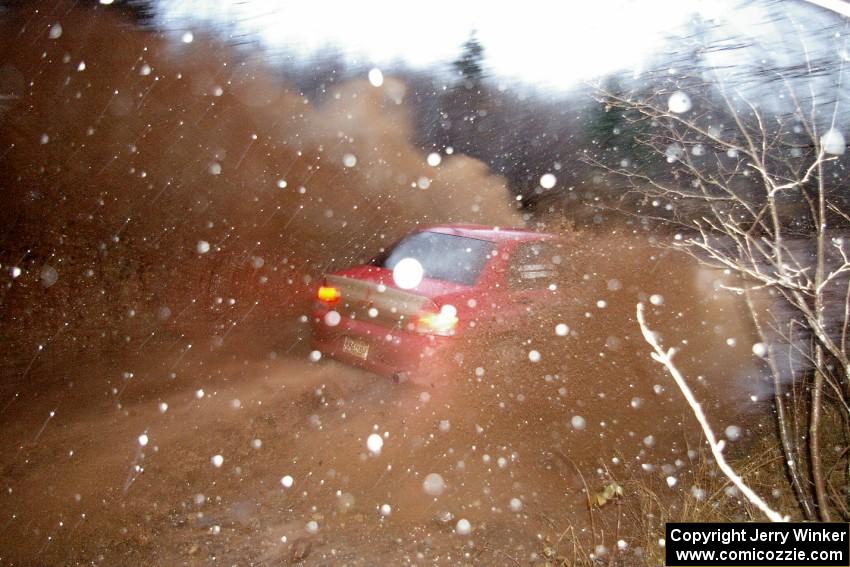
(439, 33, 489, 154)
(583, 77, 648, 170)
(453, 33, 485, 88)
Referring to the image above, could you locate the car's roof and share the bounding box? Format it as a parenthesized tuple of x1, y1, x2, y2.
(421, 224, 554, 243)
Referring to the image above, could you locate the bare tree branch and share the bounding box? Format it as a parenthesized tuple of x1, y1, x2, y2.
(636, 303, 789, 523)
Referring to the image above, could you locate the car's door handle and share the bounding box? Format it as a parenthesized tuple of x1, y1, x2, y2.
(515, 298, 532, 305)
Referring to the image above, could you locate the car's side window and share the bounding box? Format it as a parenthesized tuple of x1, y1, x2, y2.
(508, 242, 561, 290)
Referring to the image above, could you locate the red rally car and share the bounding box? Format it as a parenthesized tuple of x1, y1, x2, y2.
(310, 224, 565, 384)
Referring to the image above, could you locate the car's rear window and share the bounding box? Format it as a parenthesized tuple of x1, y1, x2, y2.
(373, 231, 496, 286)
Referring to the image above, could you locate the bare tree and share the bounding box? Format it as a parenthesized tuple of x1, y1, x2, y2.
(587, 41, 850, 520)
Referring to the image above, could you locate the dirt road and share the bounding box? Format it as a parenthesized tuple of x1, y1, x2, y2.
(0, 286, 770, 566)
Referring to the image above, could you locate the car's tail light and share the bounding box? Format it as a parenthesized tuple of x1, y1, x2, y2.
(416, 305, 458, 336)
(317, 285, 341, 304)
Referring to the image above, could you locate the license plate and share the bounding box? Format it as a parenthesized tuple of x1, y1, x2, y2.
(342, 336, 369, 360)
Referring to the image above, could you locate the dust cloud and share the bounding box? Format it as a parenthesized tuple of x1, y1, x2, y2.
(0, 2, 519, 358)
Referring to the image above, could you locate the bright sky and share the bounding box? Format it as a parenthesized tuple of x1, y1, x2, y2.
(154, 0, 767, 90)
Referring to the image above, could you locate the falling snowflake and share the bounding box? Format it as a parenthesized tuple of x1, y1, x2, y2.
(368, 68, 384, 87)
(423, 472, 445, 496)
(392, 257, 424, 289)
(40, 265, 58, 288)
(668, 91, 692, 113)
(725, 425, 742, 441)
(665, 143, 684, 163)
(821, 128, 846, 156)
(324, 311, 341, 326)
(367, 433, 383, 455)
(540, 173, 557, 189)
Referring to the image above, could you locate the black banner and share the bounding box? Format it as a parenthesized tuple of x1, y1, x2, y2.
(666, 523, 849, 566)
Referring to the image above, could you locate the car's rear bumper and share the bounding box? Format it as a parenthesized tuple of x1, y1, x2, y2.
(310, 306, 452, 380)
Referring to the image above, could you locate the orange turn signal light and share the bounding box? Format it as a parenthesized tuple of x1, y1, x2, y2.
(317, 286, 341, 303)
